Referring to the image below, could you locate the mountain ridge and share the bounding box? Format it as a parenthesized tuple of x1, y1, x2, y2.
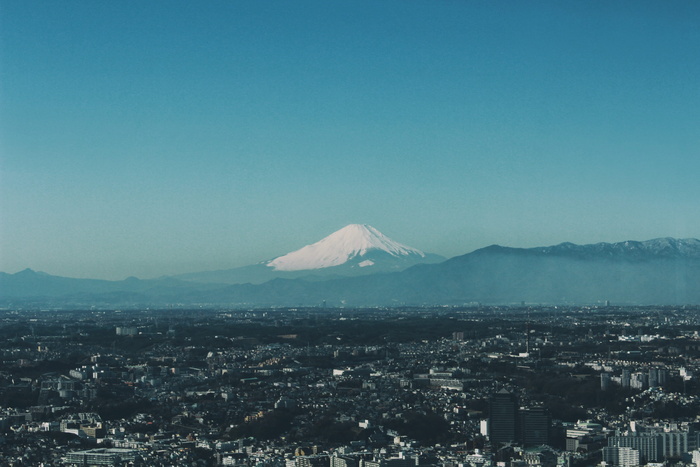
(460, 237, 700, 262)
(1, 236, 699, 307)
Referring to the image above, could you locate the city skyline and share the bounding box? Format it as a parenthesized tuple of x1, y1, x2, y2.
(2, 1, 699, 280)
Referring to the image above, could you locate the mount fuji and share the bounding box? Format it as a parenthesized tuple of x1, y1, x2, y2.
(174, 224, 445, 284)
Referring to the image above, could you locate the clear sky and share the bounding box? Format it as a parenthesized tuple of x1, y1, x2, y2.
(1, 1, 699, 280)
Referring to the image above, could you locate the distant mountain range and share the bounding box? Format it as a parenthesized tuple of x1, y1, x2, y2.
(1, 228, 699, 308)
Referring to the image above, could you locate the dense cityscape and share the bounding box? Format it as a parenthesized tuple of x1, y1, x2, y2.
(2, 306, 700, 466)
(4, 2, 698, 467)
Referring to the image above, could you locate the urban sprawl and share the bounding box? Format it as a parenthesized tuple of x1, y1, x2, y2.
(1, 306, 700, 466)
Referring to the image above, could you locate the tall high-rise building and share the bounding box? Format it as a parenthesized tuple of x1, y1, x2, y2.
(489, 389, 518, 444)
(609, 432, 662, 463)
(520, 407, 550, 447)
(648, 368, 669, 388)
(621, 369, 631, 388)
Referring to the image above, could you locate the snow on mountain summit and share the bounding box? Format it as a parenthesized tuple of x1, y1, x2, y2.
(529, 237, 700, 260)
(267, 224, 426, 272)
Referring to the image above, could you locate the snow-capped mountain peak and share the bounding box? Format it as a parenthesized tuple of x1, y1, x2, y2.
(267, 224, 426, 272)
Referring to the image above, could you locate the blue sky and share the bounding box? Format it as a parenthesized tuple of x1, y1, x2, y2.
(1, 1, 699, 280)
